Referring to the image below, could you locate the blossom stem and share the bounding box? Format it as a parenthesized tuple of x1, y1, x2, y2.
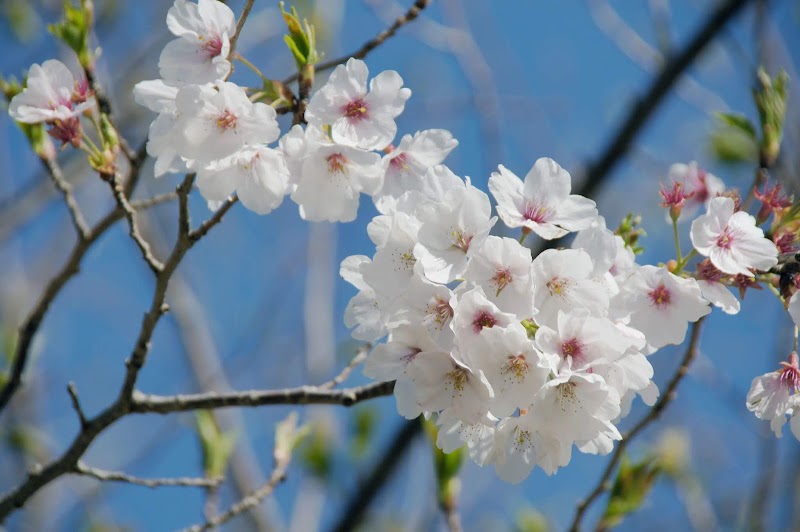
(235, 53, 269, 84)
(672, 218, 683, 265)
(80, 134, 102, 157)
(793, 326, 798, 352)
(675, 249, 698, 273)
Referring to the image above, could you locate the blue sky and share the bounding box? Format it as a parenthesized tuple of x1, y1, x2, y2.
(1, 0, 799, 530)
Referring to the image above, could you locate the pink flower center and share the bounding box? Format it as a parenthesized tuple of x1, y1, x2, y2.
(472, 310, 497, 333)
(560, 338, 584, 363)
(389, 152, 410, 171)
(648, 283, 672, 309)
(452, 230, 473, 252)
(428, 297, 454, 328)
(201, 34, 224, 58)
(402, 347, 422, 365)
(546, 277, 566, 296)
(215, 109, 237, 131)
(503, 354, 528, 382)
(492, 268, 513, 295)
(343, 98, 369, 121)
(779, 353, 800, 392)
(523, 202, 552, 224)
(326, 153, 347, 174)
(716, 228, 736, 250)
(48, 116, 82, 147)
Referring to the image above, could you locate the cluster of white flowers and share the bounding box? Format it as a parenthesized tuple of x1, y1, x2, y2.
(8, 0, 798, 485)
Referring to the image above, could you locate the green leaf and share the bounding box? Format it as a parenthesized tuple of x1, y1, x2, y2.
(520, 319, 539, 339)
(753, 68, 789, 167)
(599, 454, 662, 530)
(280, 2, 318, 68)
(195, 410, 237, 479)
(708, 126, 758, 164)
(716, 112, 756, 140)
(424, 418, 464, 506)
(48, 1, 93, 67)
(614, 213, 646, 255)
(299, 421, 333, 480)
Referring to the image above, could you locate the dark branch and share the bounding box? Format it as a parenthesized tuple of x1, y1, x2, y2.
(130, 381, 395, 414)
(569, 318, 705, 532)
(282, 0, 432, 85)
(331, 418, 423, 532)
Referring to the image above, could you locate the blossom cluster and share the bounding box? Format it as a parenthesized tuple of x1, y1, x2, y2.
(7, 0, 798, 485)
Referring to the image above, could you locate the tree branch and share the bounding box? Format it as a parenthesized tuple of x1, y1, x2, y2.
(318, 344, 370, 390)
(188, 195, 238, 243)
(229, 0, 256, 60)
(569, 318, 705, 532)
(0, 190, 176, 415)
(331, 418, 423, 532)
(40, 156, 89, 239)
(108, 171, 164, 274)
(73, 461, 222, 489)
(130, 381, 395, 414)
(282, 0, 432, 85)
(576, 0, 751, 201)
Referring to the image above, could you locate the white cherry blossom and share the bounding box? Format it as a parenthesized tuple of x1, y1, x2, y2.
(340, 255, 385, 342)
(414, 179, 496, 283)
(281, 125, 382, 222)
(373, 129, 458, 211)
(489, 158, 597, 239)
(160, 0, 236, 84)
(196, 146, 289, 214)
(746, 353, 800, 437)
(305, 58, 411, 151)
(617, 265, 710, 349)
(531, 249, 610, 328)
(472, 323, 549, 418)
(451, 286, 517, 367)
(9, 59, 94, 124)
(463, 236, 535, 316)
(690, 196, 778, 276)
(174, 81, 279, 164)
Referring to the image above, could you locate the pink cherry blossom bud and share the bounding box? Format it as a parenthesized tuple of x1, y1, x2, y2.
(47, 116, 82, 148)
(660, 181, 694, 222)
(754, 180, 793, 225)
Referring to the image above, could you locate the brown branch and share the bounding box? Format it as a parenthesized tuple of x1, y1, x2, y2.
(229, 0, 256, 60)
(181, 447, 291, 532)
(130, 381, 395, 414)
(569, 318, 705, 532)
(282, 0, 432, 85)
(331, 418, 423, 532)
(188, 195, 238, 243)
(318, 344, 370, 390)
(40, 156, 89, 239)
(73, 461, 222, 489)
(108, 172, 165, 274)
(576, 0, 751, 201)
(0, 190, 176, 415)
(66, 382, 88, 430)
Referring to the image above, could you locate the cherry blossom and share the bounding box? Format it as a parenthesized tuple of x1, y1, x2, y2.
(373, 129, 458, 211)
(617, 265, 710, 349)
(463, 236, 535, 316)
(160, 0, 236, 84)
(489, 158, 597, 239)
(414, 179, 496, 283)
(281, 125, 382, 222)
(690, 196, 778, 276)
(746, 352, 800, 436)
(668, 161, 724, 220)
(305, 58, 411, 151)
(196, 146, 290, 214)
(9, 60, 94, 124)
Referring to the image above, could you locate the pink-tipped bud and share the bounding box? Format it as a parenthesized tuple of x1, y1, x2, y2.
(660, 181, 694, 222)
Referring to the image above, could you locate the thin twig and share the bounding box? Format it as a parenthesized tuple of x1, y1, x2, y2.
(130, 381, 395, 414)
(0, 190, 175, 415)
(282, 0, 432, 85)
(66, 383, 88, 429)
(319, 344, 370, 390)
(73, 461, 221, 489)
(182, 453, 290, 532)
(331, 418, 423, 532)
(188, 195, 239, 243)
(229, 0, 256, 60)
(40, 156, 89, 239)
(108, 172, 165, 274)
(569, 318, 705, 532)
